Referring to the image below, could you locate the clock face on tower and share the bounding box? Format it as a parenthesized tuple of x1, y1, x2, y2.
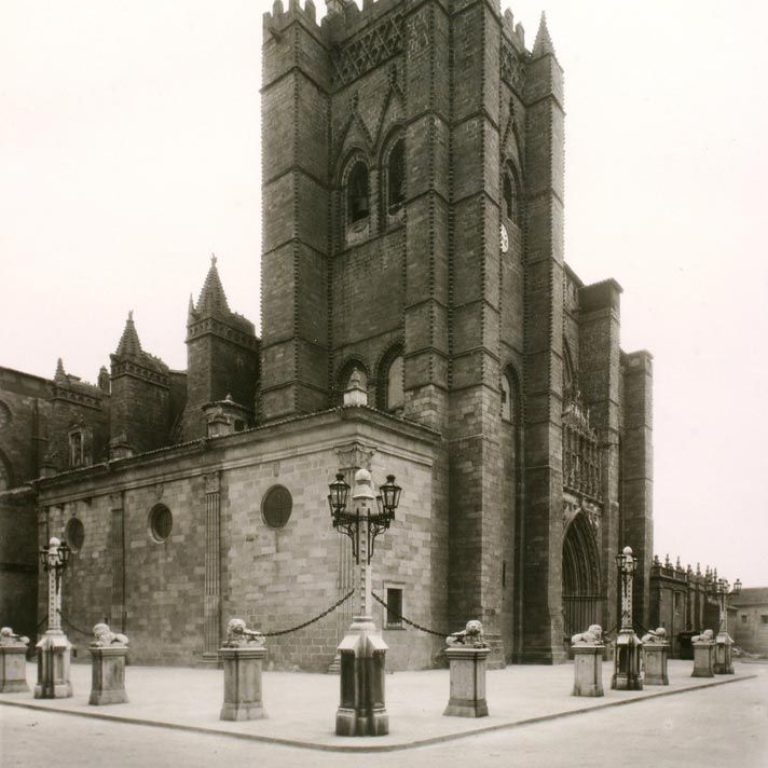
(500, 224, 509, 253)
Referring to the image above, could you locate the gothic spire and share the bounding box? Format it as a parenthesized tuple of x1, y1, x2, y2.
(533, 11, 556, 58)
(54, 357, 66, 381)
(195, 254, 230, 318)
(115, 310, 143, 358)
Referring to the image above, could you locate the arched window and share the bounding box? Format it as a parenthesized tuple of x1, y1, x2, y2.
(347, 161, 370, 224)
(387, 138, 405, 213)
(501, 367, 520, 423)
(378, 346, 404, 413)
(502, 164, 520, 225)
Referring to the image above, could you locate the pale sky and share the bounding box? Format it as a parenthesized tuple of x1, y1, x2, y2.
(1, 1, 766, 587)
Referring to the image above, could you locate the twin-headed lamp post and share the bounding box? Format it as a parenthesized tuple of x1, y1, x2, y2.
(611, 546, 643, 690)
(713, 576, 741, 674)
(35, 536, 74, 698)
(328, 468, 401, 736)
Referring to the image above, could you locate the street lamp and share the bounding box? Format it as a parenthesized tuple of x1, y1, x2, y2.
(34, 537, 74, 699)
(328, 468, 401, 737)
(611, 546, 643, 690)
(712, 576, 741, 674)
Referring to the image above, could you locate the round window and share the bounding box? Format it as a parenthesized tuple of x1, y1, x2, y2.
(65, 517, 85, 551)
(149, 504, 173, 542)
(262, 485, 292, 529)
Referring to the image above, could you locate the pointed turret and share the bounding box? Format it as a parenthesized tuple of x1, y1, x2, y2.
(54, 358, 66, 382)
(193, 255, 230, 319)
(115, 311, 143, 358)
(181, 257, 259, 441)
(532, 12, 556, 59)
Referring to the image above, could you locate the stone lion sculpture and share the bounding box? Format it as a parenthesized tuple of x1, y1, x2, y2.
(0, 627, 29, 646)
(641, 627, 667, 644)
(571, 624, 603, 645)
(692, 629, 714, 644)
(223, 618, 265, 648)
(91, 623, 129, 647)
(446, 619, 487, 648)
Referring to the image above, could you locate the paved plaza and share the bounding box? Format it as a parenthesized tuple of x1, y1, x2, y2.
(1, 659, 767, 765)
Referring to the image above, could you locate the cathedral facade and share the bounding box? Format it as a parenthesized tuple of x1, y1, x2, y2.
(0, 0, 652, 669)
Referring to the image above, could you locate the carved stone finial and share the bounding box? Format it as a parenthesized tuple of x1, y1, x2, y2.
(571, 624, 603, 646)
(446, 620, 487, 648)
(211, 253, 217, 266)
(223, 618, 265, 648)
(91, 623, 129, 648)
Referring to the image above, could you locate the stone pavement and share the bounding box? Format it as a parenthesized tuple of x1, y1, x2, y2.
(0, 659, 758, 752)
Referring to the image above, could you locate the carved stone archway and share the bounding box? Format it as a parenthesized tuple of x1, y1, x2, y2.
(562, 511, 603, 641)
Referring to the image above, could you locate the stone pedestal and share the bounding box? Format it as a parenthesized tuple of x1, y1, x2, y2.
(611, 631, 643, 691)
(643, 643, 669, 686)
(34, 631, 73, 699)
(444, 646, 490, 717)
(220, 645, 267, 721)
(89, 646, 129, 705)
(713, 632, 735, 674)
(0, 644, 30, 693)
(336, 615, 389, 736)
(572, 645, 604, 697)
(691, 641, 714, 677)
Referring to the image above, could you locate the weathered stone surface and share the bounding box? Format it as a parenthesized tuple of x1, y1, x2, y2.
(220, 645, 267, 721)
(443, 645, 490, 717)
(572, 644, 604, 697)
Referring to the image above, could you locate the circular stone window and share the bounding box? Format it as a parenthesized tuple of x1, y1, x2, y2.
(149, 504, 173, 542)
(65, 517, 85, 551)
(262, 485, 292, 529)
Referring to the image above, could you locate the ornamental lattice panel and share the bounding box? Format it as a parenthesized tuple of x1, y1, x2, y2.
(331, 13, 405, 87)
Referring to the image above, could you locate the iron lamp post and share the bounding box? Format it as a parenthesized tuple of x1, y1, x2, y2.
(328, 468, 401, 736)
(611, 546, 643, 690)
(34, 537, 74, 699)
(712, 577, 741, 674)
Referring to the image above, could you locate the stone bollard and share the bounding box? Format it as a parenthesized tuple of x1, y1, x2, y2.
(641, 628, 669, 686)
(89, 623, 129, 705)
(443, 620, 489, 718)
(691, 630, 715, 678)
(571, 625, 604, 697)
(0, 627, 30, 693)
(220, 618, 267, 721)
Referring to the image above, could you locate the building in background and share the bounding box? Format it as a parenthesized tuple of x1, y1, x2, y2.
(0, 0, 654, 668)
(731, 589, 768, 657)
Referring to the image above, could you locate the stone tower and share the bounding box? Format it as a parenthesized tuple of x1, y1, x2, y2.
(180, 258, 260, 441)
(260, 0, 652, 663)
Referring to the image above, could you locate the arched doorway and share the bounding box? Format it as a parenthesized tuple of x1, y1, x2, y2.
(562, 512, 603, 640)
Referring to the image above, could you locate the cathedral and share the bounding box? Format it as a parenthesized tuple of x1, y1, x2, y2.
(0, 0, 653, 669)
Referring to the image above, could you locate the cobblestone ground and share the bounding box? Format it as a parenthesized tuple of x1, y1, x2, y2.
(2, 667, 766, 768)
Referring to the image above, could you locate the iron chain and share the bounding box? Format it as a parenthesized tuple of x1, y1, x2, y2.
(261, 589, 354, 637)
(371, 591, 449, 638)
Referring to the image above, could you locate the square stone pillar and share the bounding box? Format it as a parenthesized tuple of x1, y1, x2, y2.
(642, 643, 669, 686)
(691, 641, 714, 678)
(713, 633, 734, 674)
(572, 645, 604, 697)
(443, 646, 490, 717)
(220, 646, 267, 721)
(34, 631, 73, 699)
(0, 644, 30, 693)
(89, 646, 129, 705)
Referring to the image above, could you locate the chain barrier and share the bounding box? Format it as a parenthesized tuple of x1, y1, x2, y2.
(57, 610, 94, 637)
(371, 591, 449, 638)
(36, 614, 49, 631)
(261, 589, 354, 637)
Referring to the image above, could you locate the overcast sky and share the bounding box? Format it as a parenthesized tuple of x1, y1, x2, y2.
(1, 1, 766, 587)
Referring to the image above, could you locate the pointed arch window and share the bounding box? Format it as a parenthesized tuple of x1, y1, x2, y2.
(503, 164, 520, 225)
(347, 161, 370, 225)
(501, 367, 520, 424)
(378, 347, 404, 413)
(387, 138, 405, 214)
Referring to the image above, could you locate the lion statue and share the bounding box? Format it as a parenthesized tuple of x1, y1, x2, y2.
(571, 624, 603, 646)
(692, 629, 714, 644)
(91, 623, 129, 647)
(0, 627, 29, 647)
(223, 618, 265, 648)
(446, 619, 487, 648)
(641, 627, 667, 644)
